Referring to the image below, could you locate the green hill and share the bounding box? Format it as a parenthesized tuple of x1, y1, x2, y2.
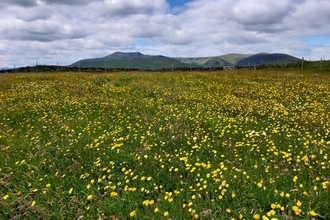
(175, 54, 252, 67)
(69, 52, 302, 69)
(69, 52, 195, 69)
(237, 53, 301, 66)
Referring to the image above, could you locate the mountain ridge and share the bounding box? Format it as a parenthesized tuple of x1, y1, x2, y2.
(69, 52, 195, 69)
(69, 52, 301, 69)
(237, 53, 301, 66)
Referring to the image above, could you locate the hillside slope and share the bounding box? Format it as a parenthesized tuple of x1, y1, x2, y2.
(237, 53, 301, 66)
(69, 52, 302, 69)
(175, 53, 251, 67)
(69, 52, 193, 69)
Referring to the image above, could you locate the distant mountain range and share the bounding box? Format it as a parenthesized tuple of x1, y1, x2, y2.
(69, 52, 301, 69)
(69, 52, 196, 69)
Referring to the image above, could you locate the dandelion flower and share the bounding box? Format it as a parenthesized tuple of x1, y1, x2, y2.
(292, 206, 301, 215)
(87, 195, 93, 200)
(68, 188, 73, 195)
(3, 195, 9, 200)
(164, 211, 169, 216)
(31, 200, 36, 206)
(308, 210, 318, 216)
(267, 210, 275, 217)
(129, 210, 136, 217)
(110, 192, 118, 197)
(293, 176, 298, 182)
(296, 200, 302, 207)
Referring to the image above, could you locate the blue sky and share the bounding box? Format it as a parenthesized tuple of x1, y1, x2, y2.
(308, 35, 330, 46)
(0, 0, 330, 67)
(167, 0, 191, 8)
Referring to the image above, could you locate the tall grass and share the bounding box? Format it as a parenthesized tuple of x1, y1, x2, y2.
(0, 70, 329, 219)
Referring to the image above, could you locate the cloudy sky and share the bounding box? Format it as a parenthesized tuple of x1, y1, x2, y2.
(0, 0, 329, 67)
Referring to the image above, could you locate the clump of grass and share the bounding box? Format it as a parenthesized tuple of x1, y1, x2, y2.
(0, 70, 329, 219)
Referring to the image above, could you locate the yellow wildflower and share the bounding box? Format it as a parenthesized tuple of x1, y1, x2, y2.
(262, 215, 269, 220)
(296, 200, 302, 207)
(142, 200, 150, 206)
(110, 191, 118, 197)
(308, 210, 318, 216)
(292, 206, 301, 215)
(129, 210, 136, 217)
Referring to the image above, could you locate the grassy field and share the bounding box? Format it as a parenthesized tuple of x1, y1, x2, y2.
(0, 70, 329, 219)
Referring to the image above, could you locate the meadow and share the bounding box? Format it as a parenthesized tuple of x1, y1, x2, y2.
(0, 70, 329, 219)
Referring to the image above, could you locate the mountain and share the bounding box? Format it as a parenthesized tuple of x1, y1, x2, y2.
(69, 52, 194, 69)
(102, 51, 166, 60)
(69, 52, 302, 69)
(236, 53, 301, 66)
(175, 54, 252, 67)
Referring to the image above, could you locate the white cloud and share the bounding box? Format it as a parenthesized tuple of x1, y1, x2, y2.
(92, 0, 169, 18)
(0, 0, 329, 67)
(0, 0, 37, 8)
(231, 0, 295, 26)
(41, 0, 103, 5)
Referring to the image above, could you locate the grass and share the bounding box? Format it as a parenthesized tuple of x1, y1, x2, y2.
(0, 70, 329, 219)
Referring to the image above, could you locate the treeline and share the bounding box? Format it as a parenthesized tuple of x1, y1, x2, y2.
(0, 65, 246, 73)
(1, 60, 329, 73)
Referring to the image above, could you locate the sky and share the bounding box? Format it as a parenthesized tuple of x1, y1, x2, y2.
(0, 0, 330, 67)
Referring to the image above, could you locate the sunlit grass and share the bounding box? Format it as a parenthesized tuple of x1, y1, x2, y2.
(0, 70, 329, 219)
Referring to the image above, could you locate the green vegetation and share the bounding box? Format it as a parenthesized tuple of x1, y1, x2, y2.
(258, 60, 330, 72)
(70, 52, 196, 69)
(69, 52, 302, 69)
(0, 70, 329, 219)
(236, 53, 301, 66)
(176, 53, 252, 67)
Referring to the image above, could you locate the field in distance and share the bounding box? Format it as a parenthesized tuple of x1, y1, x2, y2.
(0, 70, 329, 219)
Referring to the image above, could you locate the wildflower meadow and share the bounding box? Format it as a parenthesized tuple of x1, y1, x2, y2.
(0, 70, 329, 219)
